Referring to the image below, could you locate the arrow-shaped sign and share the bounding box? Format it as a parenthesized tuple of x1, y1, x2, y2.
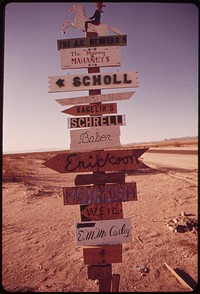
(43, 148, 148, 174)
(55, 91, 135, 106)
(48, 71, 139, 93)
(76, 222, 96, 229)
(62, 103, 117, 116)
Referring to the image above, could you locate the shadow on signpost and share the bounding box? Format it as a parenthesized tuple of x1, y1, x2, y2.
(175, 268, 197, 290)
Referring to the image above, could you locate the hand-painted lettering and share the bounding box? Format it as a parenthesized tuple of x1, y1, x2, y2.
(71, 74, 133, 88)
(63, 183, 137, 205)
(65, 151, 137, 172)
(79, 131, 111, 144)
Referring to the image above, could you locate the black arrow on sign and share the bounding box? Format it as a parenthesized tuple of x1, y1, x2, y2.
(77, 222, 96, 229)
(56, 79, 65, 88)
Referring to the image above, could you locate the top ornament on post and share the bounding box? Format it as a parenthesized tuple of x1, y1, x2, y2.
(61, 3, 123, 36)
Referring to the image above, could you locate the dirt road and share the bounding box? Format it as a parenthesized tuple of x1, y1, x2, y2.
(143, 148, 197, 171)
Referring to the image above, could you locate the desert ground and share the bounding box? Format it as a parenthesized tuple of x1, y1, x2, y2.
(2, 138, 198, 292)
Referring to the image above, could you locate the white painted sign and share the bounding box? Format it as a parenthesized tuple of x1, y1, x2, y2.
(60, 46, 120, 69)
(75, 218, 132, 246)
(56, 91, 135, 106)
(70, 126, 121, 151)
(48, 71, 139, 93)
(68, 115, 126, 129)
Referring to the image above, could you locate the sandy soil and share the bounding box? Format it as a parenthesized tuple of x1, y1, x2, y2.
(2, 147, 198, 292)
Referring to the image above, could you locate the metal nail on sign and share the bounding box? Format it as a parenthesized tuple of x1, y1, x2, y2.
(75, 218, 132, 246)
(48, 71, 139, 93)
(60, 46, 120, 69)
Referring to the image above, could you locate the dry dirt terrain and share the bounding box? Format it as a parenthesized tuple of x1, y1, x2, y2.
(2, 141, 198, 292)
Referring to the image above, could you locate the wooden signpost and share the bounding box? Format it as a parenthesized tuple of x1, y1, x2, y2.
(83, 244, 122, 264)
(88, 264, 112, 280)
(80, 202, 123, 221)
(45, 6, 148, 291)
(60, 46, 121, 69)
(63, 182, 137, 205)
(48, 71, 139, 93)
(56, 91, 135, 106)
(57, 34, 127, 50)
(70, 126, 121, 151)
(62, 102, 117, 116)
(75, 218, 132, 246)
(67, 114, 126, 129)
(75, 172, 126, 186)
(43, 148, 148, 173)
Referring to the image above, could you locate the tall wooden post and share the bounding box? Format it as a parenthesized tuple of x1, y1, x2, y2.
(45, 6, 147, 291)
(86, 31, 113, 292)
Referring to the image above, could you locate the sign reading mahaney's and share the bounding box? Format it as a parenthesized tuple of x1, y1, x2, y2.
(60, 46, 120, 69)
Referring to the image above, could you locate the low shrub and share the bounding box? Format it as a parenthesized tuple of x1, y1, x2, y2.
(3, 159, 29, 183)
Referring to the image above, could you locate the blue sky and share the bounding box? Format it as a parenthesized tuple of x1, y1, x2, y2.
(3, 2, 198, 153)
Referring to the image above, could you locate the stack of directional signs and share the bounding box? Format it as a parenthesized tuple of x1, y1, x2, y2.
(44, 31, 148, 291)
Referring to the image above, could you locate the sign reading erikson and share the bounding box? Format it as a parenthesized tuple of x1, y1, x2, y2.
(43, 148, 148, 173)
(60, 46, 120, 69)
(75, 218, 132, 246)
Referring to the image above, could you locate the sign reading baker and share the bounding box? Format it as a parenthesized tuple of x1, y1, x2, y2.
(48, 71, 139, 93)
(70, 126, 120, 151)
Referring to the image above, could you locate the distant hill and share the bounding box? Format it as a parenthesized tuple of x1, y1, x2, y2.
(3, 136, 198, 155)
(124, 136, 198, 148)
